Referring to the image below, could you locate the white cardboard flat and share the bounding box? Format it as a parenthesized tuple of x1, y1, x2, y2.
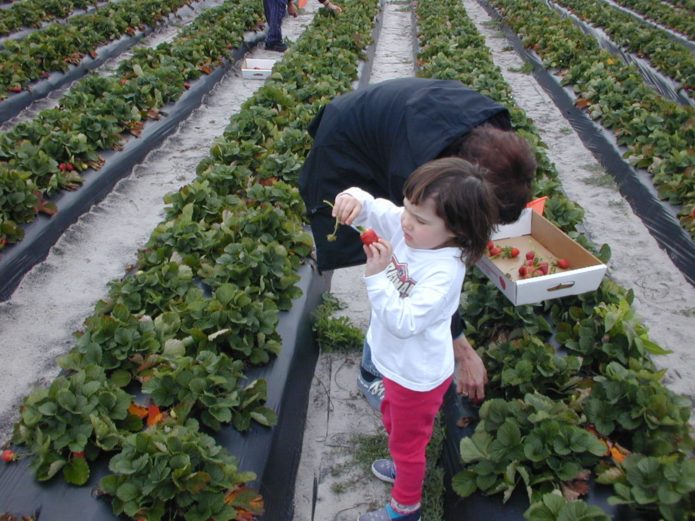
(241, 58, 276, 79)
(476, 209, 607, 305)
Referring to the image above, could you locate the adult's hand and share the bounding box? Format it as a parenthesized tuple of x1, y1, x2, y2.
(323, 0, 343, 13)
(453, 334, 487, 403)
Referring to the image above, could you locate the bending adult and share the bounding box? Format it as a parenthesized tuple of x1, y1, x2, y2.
(299, 77, 537, 407)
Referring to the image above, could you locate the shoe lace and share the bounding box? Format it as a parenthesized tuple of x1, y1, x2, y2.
(368, 380, 385, 398)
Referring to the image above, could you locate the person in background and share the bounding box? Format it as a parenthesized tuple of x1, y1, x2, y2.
(264, 0, 343, 52)
(299, 77, 537, 408)
(331, 158, 498, 521)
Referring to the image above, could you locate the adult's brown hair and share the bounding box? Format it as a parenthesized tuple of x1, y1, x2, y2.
(438, 125, 536, 224)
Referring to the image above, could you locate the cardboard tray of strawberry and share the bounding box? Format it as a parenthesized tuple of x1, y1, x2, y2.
(476, 209, 607, 306)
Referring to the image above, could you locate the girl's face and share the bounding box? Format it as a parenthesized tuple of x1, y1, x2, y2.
(401, 196, 455, 250)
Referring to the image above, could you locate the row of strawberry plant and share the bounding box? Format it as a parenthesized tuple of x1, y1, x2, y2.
(0, 0, 261, 250)
(489, 0, 695, 238)
(550, 0, 694, 96)
(0, 0, 99, 36)
(610, 0, 695, 39)
(0, 0, 199, 99)
(662, 0, 695, 11)
(8, 0, 378, 518)
(416, 0, 694, 519)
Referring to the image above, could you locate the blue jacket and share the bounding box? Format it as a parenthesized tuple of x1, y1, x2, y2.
(299, 77, 509, 271)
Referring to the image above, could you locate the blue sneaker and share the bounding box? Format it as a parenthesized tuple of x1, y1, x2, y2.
(357, 504, 420, 521)
(357, 375, 385, 411)
(371, 459, 396, 483)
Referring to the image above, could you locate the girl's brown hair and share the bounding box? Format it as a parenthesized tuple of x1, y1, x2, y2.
(438, 125, 536, 224)
(403, 157, 498, 265)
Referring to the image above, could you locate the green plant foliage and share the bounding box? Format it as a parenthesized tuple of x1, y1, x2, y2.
(479, 334, 584, 400)
(585, 362, 693, 456)
(311, 293, 364, 352)
(12, 365, 131, 484)
(524, 491, 611, 521)
(99, 420, 261, 521)
(141, 350, 277, 431)
(454, 394, 607, 503)
(598, 453, 695, 521)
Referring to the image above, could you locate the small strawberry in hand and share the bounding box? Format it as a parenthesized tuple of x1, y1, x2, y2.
(359, 227, 379, 246)
(1, 449, 17, 463)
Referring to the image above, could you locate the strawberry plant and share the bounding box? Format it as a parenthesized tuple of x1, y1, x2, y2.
(141, 351, 277, 431)
(99, 420, 263, 521)
(479, 334, 584, 400)
(598, 453, 695, 521)
(584, 361, 693, 456)
(524, 491, 611, 521)
(12, 364, 131, 484)
(453, 394, 607, 502)
(554, 298, 669, 371)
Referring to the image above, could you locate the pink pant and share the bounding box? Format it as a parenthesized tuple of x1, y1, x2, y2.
(381, 376, 452, 506)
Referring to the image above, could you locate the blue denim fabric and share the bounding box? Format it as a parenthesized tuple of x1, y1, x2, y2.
(361, 339, 384, 379)
(263, 0, 287, 45)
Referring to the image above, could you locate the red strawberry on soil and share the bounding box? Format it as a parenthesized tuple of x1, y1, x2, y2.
(1, 449, 17, 463)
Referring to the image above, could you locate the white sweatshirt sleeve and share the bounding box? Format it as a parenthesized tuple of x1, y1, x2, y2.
(339, 187, 403, 241)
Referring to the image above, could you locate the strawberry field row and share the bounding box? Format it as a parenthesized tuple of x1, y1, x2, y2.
(0, 0, 262, 256)
(610, 0, 695, 39)
(490, 0, 695, 238)
(550, 0, 694, 98)
(1, 0, 380, 518)
(0, 0, 203, 99)
(0, 0, 101, 36)
(416, 0, 694, 519)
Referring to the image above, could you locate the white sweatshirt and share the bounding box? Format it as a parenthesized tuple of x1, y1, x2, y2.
(342, 187, 466, 392)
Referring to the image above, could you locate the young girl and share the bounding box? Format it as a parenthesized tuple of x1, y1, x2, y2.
(330, 157, 498, 521)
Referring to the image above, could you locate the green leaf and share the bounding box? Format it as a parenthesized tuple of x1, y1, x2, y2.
(451, 469, 478, 497)
(63, 456, 90, 485)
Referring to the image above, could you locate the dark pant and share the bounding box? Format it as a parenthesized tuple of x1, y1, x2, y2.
(264, 0, 287, 45)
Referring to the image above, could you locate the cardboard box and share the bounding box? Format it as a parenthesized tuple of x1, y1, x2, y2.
(475, 209, 607, 305)
(241, 58, 276, 79)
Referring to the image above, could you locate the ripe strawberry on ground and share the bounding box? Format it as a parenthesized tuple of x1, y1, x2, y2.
(1, 449, 17, 462)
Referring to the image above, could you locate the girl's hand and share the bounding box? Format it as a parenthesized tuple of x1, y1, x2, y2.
(332, 193, 361, 225)
(364, 239, 392, 276)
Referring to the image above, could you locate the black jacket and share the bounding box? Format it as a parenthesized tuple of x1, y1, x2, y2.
(299, 77, 510, 271)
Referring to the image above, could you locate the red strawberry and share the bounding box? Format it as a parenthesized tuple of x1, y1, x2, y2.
(538, 261, 549, 275)
(489, 246, 502, 257)
(486, 240, 495, 251)
(518, 265, 528, 277)
(360, 228, 379, 246)
(554, 258, 570, 269)
(72, 451, 85, 458)
(501, 246, 520, 259)
(1, 449, 16, 463)
(525, 251, 535, 261)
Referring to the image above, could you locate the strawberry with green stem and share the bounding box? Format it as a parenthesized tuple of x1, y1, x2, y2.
(323, 199, 380, 245)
